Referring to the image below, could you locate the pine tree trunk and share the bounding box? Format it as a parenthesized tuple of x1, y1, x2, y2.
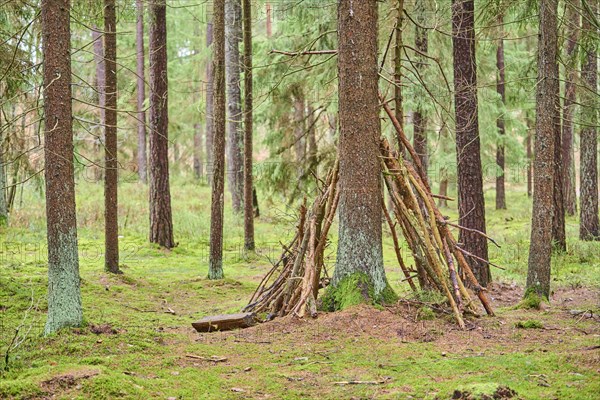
(91, 26, 105, 182)
(451, 0, 490, 286)
(579, 0, 599, 240)
(41, 0, 83, 334)
(495, 16, 506, 210)
(394, 0, 404, 152)
(551, 22, 566, 251)
(136, 0, 147, 184)
(438, 123, 450, 208)
(0, 114, 8, 226)
(225, 0, 243, 213)
(526, 114, 533, 198)
(293, 89, 306, 179)
(413, 0, 428, 180)
(242, 0, 255, 251)
(333, 0, 390, 302)
(209, 0, 227, 279)
(307, 105, 318, 169)
(104, 0, 120, 273)
(205, 21, 214, 185)
(148, 0, 175, 249)
(193, 123, 204, 179)
(526, 0, 558, 299)
(266, 2, 272, 38)
(562, 0, 579, 216)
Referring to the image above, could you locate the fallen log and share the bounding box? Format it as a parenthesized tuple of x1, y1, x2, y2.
(191, 312, 257, 332)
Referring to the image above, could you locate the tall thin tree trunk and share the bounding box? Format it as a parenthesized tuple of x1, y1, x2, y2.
(293, 88, 306, 179)
(333, 0, 391, 303)
(205, 21, 214, 185)
(307, 105, 318, 169)
(226, 0, 243, 213)
(193, 123, 204, 179)
(41, 0, 83, 334)
(413, 0, 428, 179)
(0, 114, 8, 226)
(438, 123, 450, 208)
(394, 0, 404, 152)
(136, 0, 147, 183)
(104, 0, 120, 273)
(242, 0, 255, 251)
(209, 0, 227, 279)
(92, 26, 105, 182)
(495, 15, 506, 210)
(526, 114, 533, 197)
(266, 2, 272, 38)
(552, 43, 566, 251)
(526, 0, 558, 299)
(562, 0, 580, 216)
(579, 0, 599, 240)
(451, 0, 490, 286)
(148, 0, 175, 248)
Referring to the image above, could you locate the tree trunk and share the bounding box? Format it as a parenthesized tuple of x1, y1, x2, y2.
(451, 0, 490, 286)
(562, 0, 579, 216)
(333, 0, 391, 303)
(225, 0, 243, 213)
(307, 105, 318, 170)
(526, 114, 533, 198)
(242, 0, 255, 251)
(293, 88, 306, 179)
(579, 0, 599, 240)
(193, 123, 204, 179)
(41, 0, 83, 334)
(266, 2, 272, 38)
(209, 0, 227, 279)
(205, 21, 214, 185)
(0, 114, 8, 226)
(495, 15, 506, 210)
(552, 32, 566, 251)
(438, 123, 450, 208)
(104, 0, 120, 273)
(413, 0, 428, 179)
(148, 0, 175, 249)
(91, 25, 104, 182)
(136, 0, 147, 184)
(526, 0, 558, 299)
(394, 0, 404, 152)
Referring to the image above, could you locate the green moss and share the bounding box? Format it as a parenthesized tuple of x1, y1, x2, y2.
(417, 306, 436, 321)
(515, 319, 544, 329)
(320, 272, 397, 311)
(517, 287, 544, 310)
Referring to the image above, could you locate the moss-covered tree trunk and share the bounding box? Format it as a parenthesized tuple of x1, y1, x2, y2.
(526, 0, 558, 299)
(148, 0, 175, 249)
(41, 0, 83, 334)
(208, 0, 226, 279)
(331, 0, 393, 308)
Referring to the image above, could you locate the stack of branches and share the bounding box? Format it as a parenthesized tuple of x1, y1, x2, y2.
(244, 162, 340, 318)
(245, 101, 496, 328)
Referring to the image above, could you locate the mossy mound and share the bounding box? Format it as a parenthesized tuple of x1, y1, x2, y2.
(321, 272, 397, 311)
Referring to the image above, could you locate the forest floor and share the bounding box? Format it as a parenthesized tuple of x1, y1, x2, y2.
(0, 179, 599, 399)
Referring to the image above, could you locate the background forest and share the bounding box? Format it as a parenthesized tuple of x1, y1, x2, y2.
(0, 0, 599, 399)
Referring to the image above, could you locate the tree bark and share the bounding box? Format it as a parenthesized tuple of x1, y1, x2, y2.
(104, 0, 120, 273)
(552, 32, 566, 251)
(0, 114, 8, 226)
(333, 0, 390, 301)
(148, 0, 175, 249)
(413, 0, 428, 180)
(562, 0, 580, 216)
(225, 0, 244, 213)
(41, 0, 83, 334)
(394, 0, 404, 152)
(526, 114, 533, 198)
(526, 0, 558, 299)
(579, 0, 599, 240)
(205, 21, 214, 185)
(451, 0, 490, 286)
(495, 15, 506, 210)
(266, 2, 272, 38)
(136, 0, 147, 184)
(193, 123, 204, 179)
(307, 105, 318, 169)
(293, 87, 306, 179)
(91, 25, 104, 182)
(209, 0, 227, 279)
(242, 0, 255, 251)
